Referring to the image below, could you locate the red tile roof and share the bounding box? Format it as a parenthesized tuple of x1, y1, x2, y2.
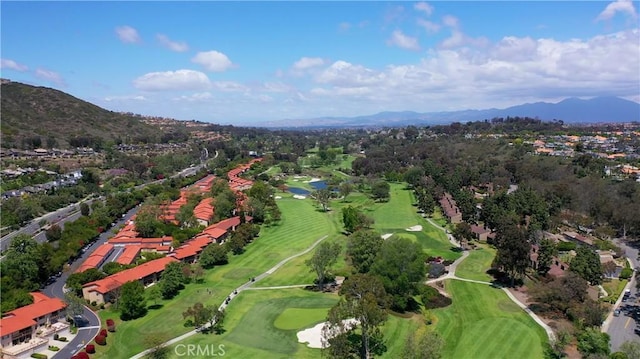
(193, 197, 214, 222)
(116, 245, 141, 265)
(0, 293, 67, 335)
(83, 257, 178, 294)
(75, 244, 114, 273)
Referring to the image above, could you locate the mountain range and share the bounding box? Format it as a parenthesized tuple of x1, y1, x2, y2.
(262, 96, 640, 128)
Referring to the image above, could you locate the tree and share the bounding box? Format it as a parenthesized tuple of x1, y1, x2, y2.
(536, 237, 557, 276)
(403, 167, 425, 189)
(371, 180, 390, 202)
(619, 341, 640, 359)
(347, 230, 383, 274)
(144, 334, 170, 359)
(199, 244, 229, 268)
(46, 224, 63, 242)
(134, 206, 163, 238)
(146, 284, 162, 307)
(119, 280, 147, 320)
(402, 329, 444, 359)
(546, 329, 571, 359)
(159, 262, 187, 299)
(64, 292, 86, 317)
(192, 263, 205, 283)
(451, 222, 473, 247)
(492, 222, 531, 285)
(80, 202, 90, 216)
(182, 302, 209, 328)
(577, 327, 610, 358)
(306, 240, 342, 290)
(211, 308, 226, 334)
(342, 206, 373, 234)
(315, 188, 332, 212)
(370, 236, 427, 311)
(570, 246, 603, 285)
(322, 273, 389, 359)
(339, 182, 354, 202)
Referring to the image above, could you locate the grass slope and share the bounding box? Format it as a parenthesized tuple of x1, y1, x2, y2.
(94, 197, 334, 358)
(454, 245, 497, 282)
(433, 280, 547, 359)
(168, 288, 338, 359)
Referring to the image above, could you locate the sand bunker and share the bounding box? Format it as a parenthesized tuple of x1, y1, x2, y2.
(293, 195, 307, 199)
(307, 177, 322, 183)
(297, 319, 359, 349)
(274, 196, 282, 199)
(381, 233, 393, 240)
(406, 225, 423, 232)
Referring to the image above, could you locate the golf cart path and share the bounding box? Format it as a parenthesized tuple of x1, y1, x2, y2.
(424, 217, 556, 342)
(129, 234, 329, 359)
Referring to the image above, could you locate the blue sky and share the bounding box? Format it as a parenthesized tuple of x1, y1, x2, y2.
(2, 1, 639, 126)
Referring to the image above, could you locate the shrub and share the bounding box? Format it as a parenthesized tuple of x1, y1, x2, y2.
(91, 301, 97, 306)
(75, 352, 90, 359)
(620, 268, 633, 280)
(48, 345, 60, 351)
(106, 319, 116, 332)
(86, 344, 95, 354)
(30, 354, 47, 359)
(557, 241, 577, 252)
(56, 336, 68, 342)
(99, 328, 108, 337)
(95, 335, 106, 345)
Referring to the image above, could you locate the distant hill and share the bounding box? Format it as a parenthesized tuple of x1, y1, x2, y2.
(0, 80, 164, 149)
(263, 96, 640, 128)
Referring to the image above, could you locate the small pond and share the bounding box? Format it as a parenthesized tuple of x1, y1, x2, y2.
(308, 180, 327, 190)
(288, 187, 311, 195)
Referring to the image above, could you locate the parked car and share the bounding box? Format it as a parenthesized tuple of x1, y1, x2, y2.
(614, 309, 621, 317)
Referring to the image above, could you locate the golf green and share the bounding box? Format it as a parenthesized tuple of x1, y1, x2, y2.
(274, 307, 330, 330)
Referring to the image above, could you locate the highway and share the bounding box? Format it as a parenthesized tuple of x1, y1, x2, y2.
(605, 238, 639, 351)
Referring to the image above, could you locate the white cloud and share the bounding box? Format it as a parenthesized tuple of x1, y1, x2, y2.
(212, 81, 248, 92)
(596, 0, 638, 21)
(302, 28, 639, 113)
(417, 19, 440, 33)
(263, 82, 291, 92)
(414, 2, 434, 16)
(173, 92, 214, 102)
(156, 34, 189, 52)
(115, 25, 141, 44)
(293, 57, 326, 70)
(316, 61, 386, 87)
(442, 15, 459, 28)
(1, 58, 28, 72)
(35, 68, 65, 86)
(387, 30, 420, 50)
(105, 95, 147, 102)
(191, 51, 234, 72)
(133, 69, 211, 91)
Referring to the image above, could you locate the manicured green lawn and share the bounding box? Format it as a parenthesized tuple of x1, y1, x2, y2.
(433, 280, 547, 359)
(166, 288, 338, 359)
(93, 197, 334, 358)
(455, 245, 497, 282)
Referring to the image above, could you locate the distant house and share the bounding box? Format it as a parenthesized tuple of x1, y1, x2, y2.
(470, 224, 491, 242)
(193, 197, 215, 226)
(439, 192, 462, 224)
(0, 293, 68, 359)
(563, 231, 595, 247)
(82, 257, 178, 305)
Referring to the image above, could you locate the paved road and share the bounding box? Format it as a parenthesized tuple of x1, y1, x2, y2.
(605, 238, 640, 351)
(0, 197, 94, 252)
(39, 204, 142, 358)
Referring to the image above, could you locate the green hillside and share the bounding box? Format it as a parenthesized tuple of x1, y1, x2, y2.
(0, 79, 163, 149)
